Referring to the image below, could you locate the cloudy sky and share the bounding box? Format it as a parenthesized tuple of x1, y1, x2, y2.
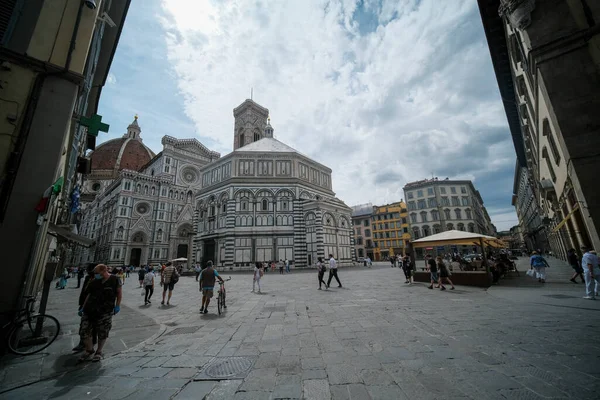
(97, 0, 519, 231)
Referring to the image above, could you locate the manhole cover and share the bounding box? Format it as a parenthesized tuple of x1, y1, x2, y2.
(204, 357, 254, 378)
(263, 306, 286, 312)
(167, 326, 199, 335)
(543, 294, 577, 299)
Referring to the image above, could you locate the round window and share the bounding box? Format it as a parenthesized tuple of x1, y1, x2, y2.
(181, 167, 198, 184)
(92, 183, 101, 191)
(136, 203, 150, 215)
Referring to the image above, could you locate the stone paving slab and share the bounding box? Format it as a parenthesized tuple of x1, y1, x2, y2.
(2, 263, 600, 399)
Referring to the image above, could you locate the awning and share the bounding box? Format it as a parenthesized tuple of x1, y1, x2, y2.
(412, 230, 501, 249)
(48, 223, 94, 247)
(552, 205, 579, 233)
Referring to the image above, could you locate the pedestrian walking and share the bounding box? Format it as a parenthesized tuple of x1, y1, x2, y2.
(194, 264, 201, 281)
(73, 264, 97, 352)
(57, 268, 69, 290)
(116, 268, 125, 286)
(271, 260, 276, 272)
(125, 267, 130, 278)
(262, 261, 268, 274)
(279, 259, 284, 274)
(582, 247, 600, 299)
(143, 268, 155, 305)
(77, 266, 85, 288)
(401, 256, 411, 284)
(285, 258, 290, 273)
(529, 251, 550, 283)
(316, 257, 328, 289)
(327, 254, 342, 288)
(427, 255, 439, 289)
(568, 248, 585, 284)
(161, 261, 179, 305)
(199, 261, 224, 314)
(77, 264, 121, 362)
(390, 257, 395, 268)
(138, 267, 146, 288)
(252, 262, 263, 293)
(436, 256, 455, 290)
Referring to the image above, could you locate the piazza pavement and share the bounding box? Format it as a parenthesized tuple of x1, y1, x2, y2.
(1, 257, 599, 399)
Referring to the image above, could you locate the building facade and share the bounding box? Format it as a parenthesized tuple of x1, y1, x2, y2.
(371, 201, 410, 261)
(193, 100, 354, 269)
(0, 0, 130, 315)
(75, 119, 220, 267)
(511, 163, 548, 252)
(403, 178, 495, 241)
(351, 204, 374, 260)
(479, 0, 600, 258)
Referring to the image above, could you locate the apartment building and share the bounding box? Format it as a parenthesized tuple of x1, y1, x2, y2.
(402, 178, 495, 241)
(351, 204, 374, 260)
(371, 201, 410, 261)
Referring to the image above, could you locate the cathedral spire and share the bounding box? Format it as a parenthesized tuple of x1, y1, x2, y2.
(125, 115, 142, 140)
(264, 115, 274, 138)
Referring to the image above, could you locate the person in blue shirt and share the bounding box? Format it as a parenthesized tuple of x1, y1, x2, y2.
(581, 247, 600, 300)
(529, 250, 550, 283)
(199, 261, 224, 314)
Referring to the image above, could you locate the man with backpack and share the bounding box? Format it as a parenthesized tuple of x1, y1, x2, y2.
(161, 261, 179, 306)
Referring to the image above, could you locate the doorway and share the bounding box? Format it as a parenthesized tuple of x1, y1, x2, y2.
(203, 240, 216, 266)
(130, 248, 142, 267)
(177, 244, 188, 259)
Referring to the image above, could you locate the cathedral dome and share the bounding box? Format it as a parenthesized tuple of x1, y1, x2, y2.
(90, 116, 155, 174)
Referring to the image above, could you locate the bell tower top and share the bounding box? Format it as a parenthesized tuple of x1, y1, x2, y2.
(233, 99, 270, 150)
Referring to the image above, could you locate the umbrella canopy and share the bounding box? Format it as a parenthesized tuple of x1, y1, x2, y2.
(411, 230, 504, 248)
(170, 257, 188, 262)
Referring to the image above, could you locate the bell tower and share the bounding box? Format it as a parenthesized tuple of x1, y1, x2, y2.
(233, 99, 270, 150)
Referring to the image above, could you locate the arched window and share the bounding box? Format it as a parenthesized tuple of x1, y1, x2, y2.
(465, 209, 472, 219)
(262, 199, 268, 211)
(468, 223, 475, 233)
(136, 184, 141, 193)
(543, 118, 561, 165)
(542, 147, 557, 183)
(431, 210, 439, 221)
(455, 209, 462, 219)
(410, 213, 417, 224)
(241, 198, 249, 211)
(116, 226, 124, 240)
(169, 190, 173, 198)
(151, 169, 155, 176)
(422, 225, 431, 237)
(412, 227, 420, 240)
(420, 211, 428, 223)
(447, 223, 454, 231)
(457, 223, 465, 231)
(254, 130, 260, 142)
(433, 224, 442, 234)
(157, 229, 163, 241)
(144, 185, 148, 194)
(239, 133, 245, 147)
(151, 186, 156, 195)
(444, 209, 451, 220)
(222, 202, 227, 213)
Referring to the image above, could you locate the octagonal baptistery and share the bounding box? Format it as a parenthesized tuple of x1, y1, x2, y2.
(193, 133, 354, 270)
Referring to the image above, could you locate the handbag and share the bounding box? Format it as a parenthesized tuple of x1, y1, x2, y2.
(172, 269, 180, 284)
(526, 269, 535, 278)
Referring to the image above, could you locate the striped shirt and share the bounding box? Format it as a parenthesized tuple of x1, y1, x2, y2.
(162, 266, 176, 284)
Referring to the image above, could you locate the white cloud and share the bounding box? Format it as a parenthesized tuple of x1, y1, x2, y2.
(107, 73, 117, 85)
(159, 0, 518, 230)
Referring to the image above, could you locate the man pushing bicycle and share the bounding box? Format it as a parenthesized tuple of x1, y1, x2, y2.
(199, 260, 224, 314)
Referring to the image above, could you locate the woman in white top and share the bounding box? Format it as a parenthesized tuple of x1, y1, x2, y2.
(252, 262, 263, 293)
(143, 269, 155, 305)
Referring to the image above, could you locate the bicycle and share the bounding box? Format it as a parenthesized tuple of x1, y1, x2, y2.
(217, 277, 231, 316)
(2, 296, 60, 355)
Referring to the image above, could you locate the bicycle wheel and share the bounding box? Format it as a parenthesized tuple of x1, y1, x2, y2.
(7, 314, 60, 356)
(217, 291, 222, 315)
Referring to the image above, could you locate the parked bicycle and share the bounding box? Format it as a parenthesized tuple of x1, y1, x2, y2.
(2, 296, 60, 355)
(217, 277, 231, 315)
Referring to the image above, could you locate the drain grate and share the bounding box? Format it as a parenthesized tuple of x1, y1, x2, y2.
(167, 326, 199, 335)
(195, 356, 256, 380)
(543, 294, 577, 299)
(205, 357, 254, 378)
(263, 306, 286, 312)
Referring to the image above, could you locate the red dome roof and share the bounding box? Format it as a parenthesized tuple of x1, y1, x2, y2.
(90, 138, 154, 172)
